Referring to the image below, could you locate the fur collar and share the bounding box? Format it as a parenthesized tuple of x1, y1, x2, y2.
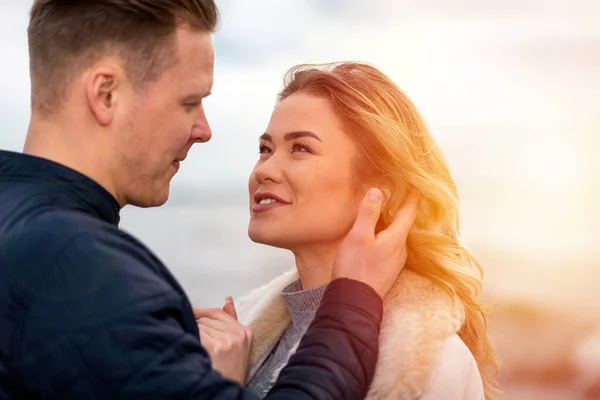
(236, 269, 465, 399)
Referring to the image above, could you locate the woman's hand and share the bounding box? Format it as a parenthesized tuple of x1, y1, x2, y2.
(193, 297, 253, 385)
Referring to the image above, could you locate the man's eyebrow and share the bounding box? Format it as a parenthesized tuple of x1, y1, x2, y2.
(258, 131, 322, 142)
(181, 91, 212, 102)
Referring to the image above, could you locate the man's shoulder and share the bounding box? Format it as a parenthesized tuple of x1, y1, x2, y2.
(2, 208, 122, 263)
(2, 210, 182, 327)
(2, 208, 170, 296)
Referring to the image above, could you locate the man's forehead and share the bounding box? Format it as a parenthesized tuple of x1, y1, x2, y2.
(200, 85, 213, 99)
(174, 26, 214, 61)
(176, 31, 214, 77)
(199, 67, 214, 97)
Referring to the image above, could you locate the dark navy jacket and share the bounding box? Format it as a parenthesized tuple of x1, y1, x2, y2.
(0, 150, 383, 400)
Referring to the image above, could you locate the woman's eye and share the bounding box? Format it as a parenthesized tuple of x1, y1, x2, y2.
(292, 142, 313, 153)
(259, 145, 272, 154)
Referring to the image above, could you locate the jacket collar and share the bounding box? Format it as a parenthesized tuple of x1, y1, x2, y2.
(236, 268, 466, 399)
(0, 150, 120, 226)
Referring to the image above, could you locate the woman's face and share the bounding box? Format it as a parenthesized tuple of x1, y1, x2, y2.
(248, 93, 363, 250)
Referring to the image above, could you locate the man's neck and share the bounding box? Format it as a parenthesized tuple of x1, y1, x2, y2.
(24, 118, 121, 206)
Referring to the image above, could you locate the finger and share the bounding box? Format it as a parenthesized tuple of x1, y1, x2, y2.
(398, 245, 408, 266)
(194, 307, 221, 319)
(199, 328, 218, 347)
(198, 322, 226, 341)
(348, 188, 383, 239)
(378, 190, 420, 244)
(222, 296, 237, 320)
(194, 307, 238, 324)
(198, 316, 230, 332)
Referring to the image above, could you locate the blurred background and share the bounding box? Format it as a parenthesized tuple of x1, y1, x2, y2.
(1, 0, 599, 398)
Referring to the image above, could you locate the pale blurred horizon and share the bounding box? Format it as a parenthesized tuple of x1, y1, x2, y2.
(122, 183, 600, 311)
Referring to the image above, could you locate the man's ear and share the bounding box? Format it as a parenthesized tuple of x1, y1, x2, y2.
(86, 65, 121, 126)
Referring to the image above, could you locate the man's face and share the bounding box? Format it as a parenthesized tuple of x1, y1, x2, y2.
(111, 26, 214, 207)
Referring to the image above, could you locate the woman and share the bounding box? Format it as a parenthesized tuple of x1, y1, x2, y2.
(217, 62, 498, 399)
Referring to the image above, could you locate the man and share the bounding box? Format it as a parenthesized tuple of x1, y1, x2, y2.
(0, 1, 418, 399)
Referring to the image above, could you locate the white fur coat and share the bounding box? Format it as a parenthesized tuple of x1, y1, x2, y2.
(236, 269, 484, 400)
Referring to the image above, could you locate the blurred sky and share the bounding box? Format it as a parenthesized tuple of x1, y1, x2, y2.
(0, 0, 598, 256)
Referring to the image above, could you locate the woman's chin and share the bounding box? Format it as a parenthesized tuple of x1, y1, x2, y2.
(247, 228, 293, 249)
(247, 227, 271, 245)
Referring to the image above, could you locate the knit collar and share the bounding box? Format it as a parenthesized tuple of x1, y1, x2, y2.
(280, 279, 328, 329)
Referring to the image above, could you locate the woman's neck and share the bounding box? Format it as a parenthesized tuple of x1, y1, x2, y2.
(292, 243, 341, 290)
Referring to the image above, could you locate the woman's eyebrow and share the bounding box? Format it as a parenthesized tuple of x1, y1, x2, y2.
(259, 131, 322, 142)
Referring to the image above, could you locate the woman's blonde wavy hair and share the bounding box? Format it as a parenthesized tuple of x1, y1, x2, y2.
(278, 61, 500, 399)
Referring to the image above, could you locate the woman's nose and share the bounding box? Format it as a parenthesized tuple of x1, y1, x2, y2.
(254, 157, 284, 184)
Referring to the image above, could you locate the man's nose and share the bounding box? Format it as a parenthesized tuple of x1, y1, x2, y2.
(191, 106, 212, 143)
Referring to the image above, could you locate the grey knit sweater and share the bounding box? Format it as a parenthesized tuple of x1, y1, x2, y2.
(246, 279, 328, 398)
